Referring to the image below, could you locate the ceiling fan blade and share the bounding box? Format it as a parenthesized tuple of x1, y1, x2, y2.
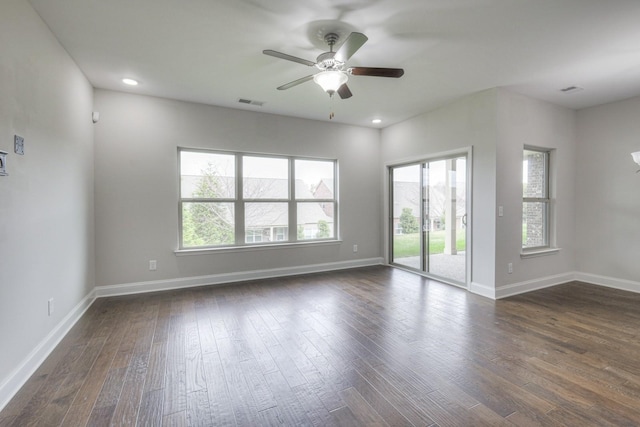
(263, 50, 316, 67)
(334, 32, 368, 63)
(277, 75, 314, 90)
(348, 67, 405, 78)
(337, 84, 352, 99)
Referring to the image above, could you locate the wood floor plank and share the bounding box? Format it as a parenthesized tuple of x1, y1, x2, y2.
(349, 369, 413, 426)
(59, 401, 94, 427)
(263, 369, 313, 426)
(66, 318, 128, 417)
(162, 410, 187, 427)
(186, 389, 212, 426)
(9, 345, 87, 426)
(239, 357, 277, 412)
(86, 404, 116, 426)
(0, 372, 48, 418)
(291, 382, 336, 427)
(163, 313, 187, 417)
(195, 308, 218, 355)
(185, 320, 207, 394)
(0, 416, 16, 427)
(34, 335, 107, 425)
(338, 387, 388, 427)
(352, 361, 435, 426)
(545, 405, 619, 427)
(5, 267, 640, 426)
(330, 405, 364, 427)
(138, 388, 164, 427)
(216, 337, 262, 426)
(144, 341, 168, 393)
(110, 348, 149, 425)
(239, 312, 280, 375)
(201, 352, 236, 426)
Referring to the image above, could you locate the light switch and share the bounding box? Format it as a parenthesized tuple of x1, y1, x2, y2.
(498, 206, 504, 217)
(14, 135, 24, 155)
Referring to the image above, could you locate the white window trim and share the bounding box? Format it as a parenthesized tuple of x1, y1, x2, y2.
(175, 239, 343, 256)
(178, 147, 339, 250)
(520, 247, 561, 259)
(522, 146, 555, 253)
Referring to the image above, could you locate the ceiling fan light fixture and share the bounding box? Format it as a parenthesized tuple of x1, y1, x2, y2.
(313, 71, 348, 95)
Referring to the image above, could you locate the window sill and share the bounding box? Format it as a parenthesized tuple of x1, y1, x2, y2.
(175, 239, 343, 256)
(520, 247, 561, 259)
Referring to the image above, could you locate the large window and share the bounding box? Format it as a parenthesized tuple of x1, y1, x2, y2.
(522, 147, 551, 249)
(179, 148, 337, 249)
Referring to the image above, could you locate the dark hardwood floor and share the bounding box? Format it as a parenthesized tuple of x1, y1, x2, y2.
(2, 266, 640, 426)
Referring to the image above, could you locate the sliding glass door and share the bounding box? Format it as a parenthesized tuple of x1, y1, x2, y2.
(390, 154, 468, 286)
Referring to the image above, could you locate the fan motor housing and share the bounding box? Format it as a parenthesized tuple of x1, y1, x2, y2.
(316, 52, 343, 70)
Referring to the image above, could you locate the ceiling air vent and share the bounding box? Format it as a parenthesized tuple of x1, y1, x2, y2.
(238, 98, 264, 106)
(560, 86, 584, 94)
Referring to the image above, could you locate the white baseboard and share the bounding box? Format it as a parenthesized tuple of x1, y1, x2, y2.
(470, 281, 497, 299)
(442, 272, 639, 300)
(0, 290, 96, 413)
(95, 257, 384, 298)
(495, 272, 577, 299)
(574, 272, 640, 294)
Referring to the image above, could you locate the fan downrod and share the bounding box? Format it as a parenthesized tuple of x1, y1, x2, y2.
(324, 33, 339, 50)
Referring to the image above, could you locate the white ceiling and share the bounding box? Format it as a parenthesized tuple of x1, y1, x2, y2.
(27, 0, 640, 128)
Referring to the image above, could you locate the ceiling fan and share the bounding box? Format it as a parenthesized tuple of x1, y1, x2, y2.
(263, 32, 404, 99)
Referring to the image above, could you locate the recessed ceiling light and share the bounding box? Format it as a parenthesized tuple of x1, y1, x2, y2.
(122, 78, 138, 86)
(372, 119, 382, 124)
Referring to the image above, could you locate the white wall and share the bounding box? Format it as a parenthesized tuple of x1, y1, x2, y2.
(0, 0, 94, 407)
(381, 89, 499, 295)
(381, 89, 578, 297)
(575, 96, 640, 289)
(93, 90, 382, 289)
(495, 89, 576, 294)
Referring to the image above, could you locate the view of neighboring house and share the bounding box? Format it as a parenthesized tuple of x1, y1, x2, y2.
(181, 175, 334, 243)
(312, 178, 334, 218)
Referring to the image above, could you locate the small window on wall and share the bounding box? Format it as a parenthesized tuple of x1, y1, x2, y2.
(522, 147, 551, 250)
(179, 148, 337, 249)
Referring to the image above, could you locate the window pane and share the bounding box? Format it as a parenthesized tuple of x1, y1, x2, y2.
(391, 164, 421, 268)
(523, 201, 547, 248)
(182, 202, 234, 247)
(295, 159, 334, 199)
(523, 150, 547, 198)
(245, 202, 288, 242)
(297, 202, 334, 240)
(180, 151, 235, 199)
(243, 156, 288, 199)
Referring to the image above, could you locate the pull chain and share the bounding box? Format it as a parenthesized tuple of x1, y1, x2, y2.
(329, 92, 335, 120)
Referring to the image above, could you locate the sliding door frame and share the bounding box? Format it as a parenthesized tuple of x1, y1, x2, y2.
(385, 147, 473, 289)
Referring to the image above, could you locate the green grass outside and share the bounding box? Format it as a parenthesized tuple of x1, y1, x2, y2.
(393, 231, 466, 258)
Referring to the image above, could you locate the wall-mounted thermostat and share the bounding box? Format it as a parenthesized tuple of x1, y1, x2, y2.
(0, 151, 7, 176)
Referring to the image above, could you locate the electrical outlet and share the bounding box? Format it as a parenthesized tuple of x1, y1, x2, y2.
(508, 263, 513, 274)
(48, 298, 54, 316)
(149, 260, 157, 271)
(353, 244, 358, 253)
